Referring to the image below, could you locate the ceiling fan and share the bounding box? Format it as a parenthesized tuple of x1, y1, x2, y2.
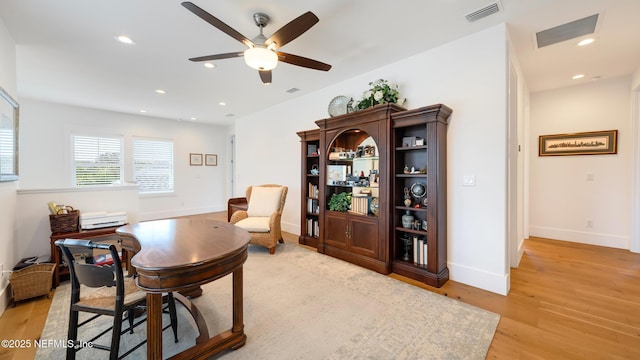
(182, 1, 332, 85)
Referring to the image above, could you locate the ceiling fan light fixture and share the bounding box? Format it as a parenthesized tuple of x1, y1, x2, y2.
(244, 46, 278, 71)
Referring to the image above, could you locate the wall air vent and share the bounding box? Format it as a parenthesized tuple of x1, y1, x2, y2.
(536, 14, 599, 48)
(465, 2, 502, 23)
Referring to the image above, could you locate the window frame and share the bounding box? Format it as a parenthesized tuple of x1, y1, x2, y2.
(71, 133, 124, 187)
(132, 136, 175, 194)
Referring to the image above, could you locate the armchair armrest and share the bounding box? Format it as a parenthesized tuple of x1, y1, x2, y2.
(227, 197, 248, 222)
(230, 210, 248, 224)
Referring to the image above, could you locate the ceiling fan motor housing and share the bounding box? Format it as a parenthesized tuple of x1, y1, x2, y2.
(253, 13, 270, 28)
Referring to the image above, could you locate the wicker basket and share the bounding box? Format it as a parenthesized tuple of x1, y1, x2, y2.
(9, 263, 56, 302)
(49, 208, 79, 234)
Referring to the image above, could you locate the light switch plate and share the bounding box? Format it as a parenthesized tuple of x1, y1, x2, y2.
(463, 175, 475, 186)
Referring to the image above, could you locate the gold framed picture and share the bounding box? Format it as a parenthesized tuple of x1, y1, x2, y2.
(539, 130, 618, 156)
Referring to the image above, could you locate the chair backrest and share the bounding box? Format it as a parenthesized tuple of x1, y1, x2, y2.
(55, 239, 125, 303)
(246, 184, 288, 217)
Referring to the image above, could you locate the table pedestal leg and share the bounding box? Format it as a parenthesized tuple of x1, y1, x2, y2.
(232, 266, 244, 335)
(147, 293, 163, 360)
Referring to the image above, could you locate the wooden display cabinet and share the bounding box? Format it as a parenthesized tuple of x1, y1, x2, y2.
(314, 103, 405, 275)
(390, 104, 452, 287)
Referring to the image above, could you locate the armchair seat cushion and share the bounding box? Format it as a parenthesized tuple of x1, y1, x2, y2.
(235, 216, 271, 233)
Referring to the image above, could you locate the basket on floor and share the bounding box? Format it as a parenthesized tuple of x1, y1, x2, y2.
(49, 207, 79, 234)
(9, 263, 56, 302)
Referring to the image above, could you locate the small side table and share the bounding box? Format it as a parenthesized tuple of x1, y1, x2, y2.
(49, 226, 127, 287)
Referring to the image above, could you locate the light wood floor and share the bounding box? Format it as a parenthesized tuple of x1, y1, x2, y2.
(1, 212, 639, 359)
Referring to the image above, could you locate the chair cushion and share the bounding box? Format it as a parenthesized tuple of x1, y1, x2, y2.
(247, 186, 283, 217)
(235, 217, 271, 233)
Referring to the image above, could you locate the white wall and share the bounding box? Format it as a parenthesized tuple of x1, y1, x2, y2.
(529, 76, 632, 249)
(16, 98, 233, 260)
(235, 24, 510, 294)
(0, 16, 18, 315)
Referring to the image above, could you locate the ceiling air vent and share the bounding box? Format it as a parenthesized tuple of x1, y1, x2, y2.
(536, 14, 599, 48)
(465, 2, 502, 23)
(286, 87, 300, 94)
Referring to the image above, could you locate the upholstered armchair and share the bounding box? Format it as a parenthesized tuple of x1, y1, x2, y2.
(230, 184, 288, 254)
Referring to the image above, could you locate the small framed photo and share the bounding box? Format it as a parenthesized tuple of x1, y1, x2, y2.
(205, 154, 218, 166)
(190, 153, 203, 166)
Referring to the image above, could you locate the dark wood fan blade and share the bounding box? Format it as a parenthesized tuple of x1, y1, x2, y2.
(182, 1, 254, 47)
(277, 52, 331, 71)
(189, 52, 244, 62)
(266, 11, 318, 50)
(259, 70, 272, 84)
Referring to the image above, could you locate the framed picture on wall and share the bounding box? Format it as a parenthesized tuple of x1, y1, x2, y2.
(205, 154, 218, 166)
(0, 86, 19, 182)
(190, 153, 203, 166)
(539, 130, 618, 156)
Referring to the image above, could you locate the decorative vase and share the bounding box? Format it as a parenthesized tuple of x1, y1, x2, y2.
(403, 187, 411, 207)
(401, 210, 414, 229)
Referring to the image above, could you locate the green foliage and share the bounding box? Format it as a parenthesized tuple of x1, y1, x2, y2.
(329, 192, 352, 212)
(354, 79, 405, 110)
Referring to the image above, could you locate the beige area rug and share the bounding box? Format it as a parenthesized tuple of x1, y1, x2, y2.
(36, 243, 499, 359)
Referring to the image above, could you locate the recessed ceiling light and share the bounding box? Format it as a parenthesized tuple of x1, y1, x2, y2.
(139, 109, 147, 113)
(578, 38, 595, 46)
(155, 89, 166, 94)
(115, 35, 135, 45)
(219, 102, 226, 106)
(572, 74, 585, 80)
(191, 117, 197, 121)
(204, 63, 215, 69)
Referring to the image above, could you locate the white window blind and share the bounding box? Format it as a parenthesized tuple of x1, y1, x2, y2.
(133, 138, 174, 194)
(72, 135, 123, 186)
(0, 128, 14, 175)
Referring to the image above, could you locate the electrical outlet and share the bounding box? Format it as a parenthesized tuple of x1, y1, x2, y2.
(586, 219, 593, 227)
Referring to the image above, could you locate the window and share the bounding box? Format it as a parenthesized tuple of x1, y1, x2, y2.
(72, 135, 123, 186)
(0, 126, 14, 176)
(133, 138, 174, 194)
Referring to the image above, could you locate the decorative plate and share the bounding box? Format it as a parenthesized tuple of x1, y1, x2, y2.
(410, 182, 426, 198)
(369, 197, 379, 216)
(328, 95, 350, 117)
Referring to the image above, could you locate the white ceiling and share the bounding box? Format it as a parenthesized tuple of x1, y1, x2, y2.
(1, 0, 639, 126)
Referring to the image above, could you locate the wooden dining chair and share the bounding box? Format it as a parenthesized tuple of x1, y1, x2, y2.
(56, 239, 178, 359)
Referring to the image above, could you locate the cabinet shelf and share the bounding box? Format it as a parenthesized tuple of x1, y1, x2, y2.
(395, 145, 427, 151)
(395, 206, 427, 212)
(395, 174, 427, 178)
(395, 227, 428, 235)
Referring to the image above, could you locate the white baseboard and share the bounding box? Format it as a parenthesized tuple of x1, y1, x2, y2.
(0, 285, 9, 317)
(448, 261, 509, 296)
(281, 221, 300, 236)
(529, 226, 629, 249)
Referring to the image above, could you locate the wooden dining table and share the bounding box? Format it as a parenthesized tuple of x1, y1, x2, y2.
(116, 218, 251, 360)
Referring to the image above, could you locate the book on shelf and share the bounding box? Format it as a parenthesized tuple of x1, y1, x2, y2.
(307, 198, 319, 214)
(308, 182, 319, 198)
(348, 196, 370, 216)
(306, 218, 319, 237)
(412, 236, 428, 266)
